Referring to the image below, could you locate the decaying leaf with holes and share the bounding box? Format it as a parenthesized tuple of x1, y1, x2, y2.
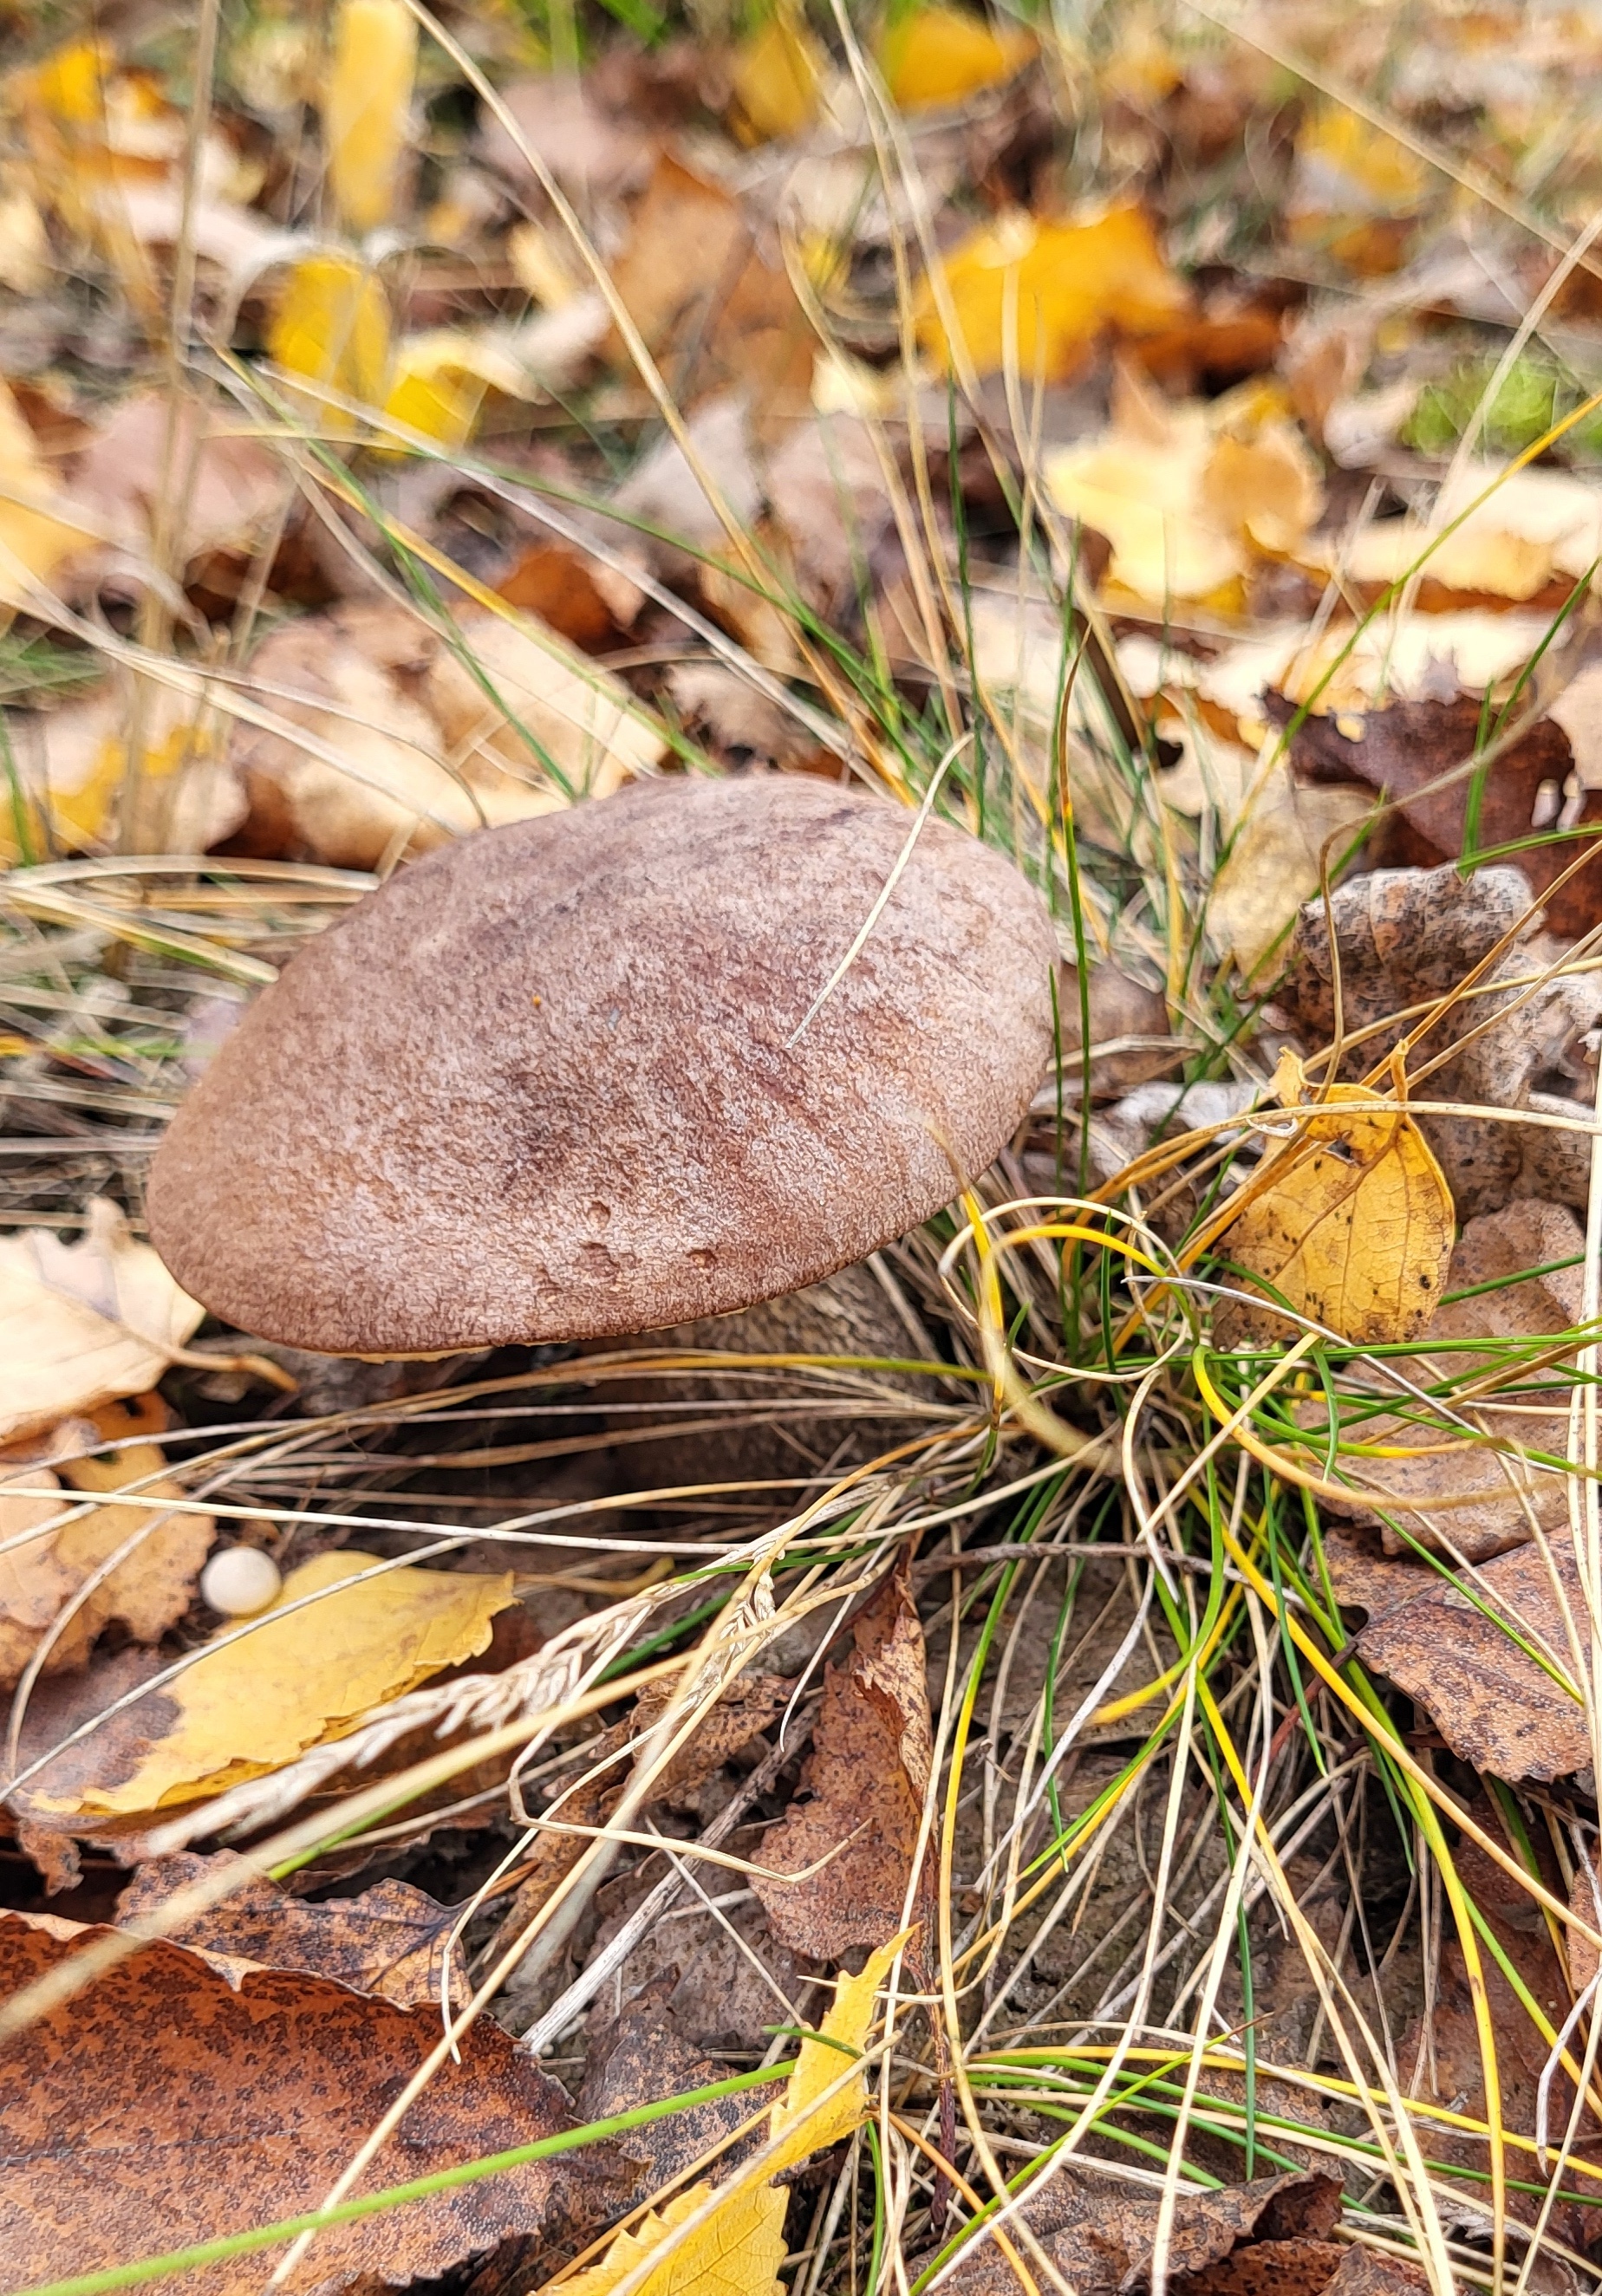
(560, 1935, 902, 2296)
(0, 1902, 610, 2293)
(751, 1571, 934, 1960)
(1212, 1051, 1454, 1346)
(1327, 1532, 1590, 1780)
(28, 1550, 518, 1821)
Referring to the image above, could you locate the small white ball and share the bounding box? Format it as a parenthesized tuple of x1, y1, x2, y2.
(201, 1545, 283, 1618)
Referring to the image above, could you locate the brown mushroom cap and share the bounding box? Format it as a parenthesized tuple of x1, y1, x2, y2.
(148, 775, 1058, 1355)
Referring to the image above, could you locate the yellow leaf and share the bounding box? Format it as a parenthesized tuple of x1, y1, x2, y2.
(562, 1935, 904, 2296)
(0, 1200, 205, 1447)
(323, 0, 417, 235)
(22, 37, 107, 129)
(916, 205, 1188, 382)
(0, 1437, 214, 1689)
(381, 328, 534, 450)
(880, 4, 1033, 109)
(49, 1550, 518, 1816)
(728, 5, 824, 144)
(0, 680, 247, 863)
(0, 378, 89, 611)
(1215, 1056, 1454, 1345)
(267, 253, 392, 426)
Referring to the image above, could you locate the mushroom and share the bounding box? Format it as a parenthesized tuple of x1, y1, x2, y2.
(147, 775, 1058, 1358)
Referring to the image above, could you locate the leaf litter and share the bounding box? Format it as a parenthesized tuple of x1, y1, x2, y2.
(16, 0, 1602, 2292)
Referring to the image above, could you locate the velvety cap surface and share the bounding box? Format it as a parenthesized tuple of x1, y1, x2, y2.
(148, 775, 1058, 1354)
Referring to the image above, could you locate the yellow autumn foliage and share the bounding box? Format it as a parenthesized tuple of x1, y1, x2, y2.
(563, 1936, 905, 2296)
(267, 252, 392, 426)
(323, 0, 417, 234)
(728, 4, 824, 143)
(43, 1550, 518, 1816)
(880, 5, 1034, 110)
(1216, 1052, 1455, 1346)
(915, 205, 1188, 382)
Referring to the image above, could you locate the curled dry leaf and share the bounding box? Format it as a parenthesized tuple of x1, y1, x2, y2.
(752, 1570, 934, 1959)
(0, 1200, 203, 1446)
(1328, 1532, 1589, 1781)
(1300, 1199, 1585, 1561)
(939, 2167, 1348, 2296)
(0, 1414, 214, 1688)
(1213, 1051, 1454, 1347)
(115, 1848, 468, 2009)
(562, 1936, 902, 2296)
(227, 599, 663, 870)
(0, 1903, 607, 2294)
(30, 1549, 518, 1821)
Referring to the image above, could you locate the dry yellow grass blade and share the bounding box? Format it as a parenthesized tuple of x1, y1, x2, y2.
(1214, 1052, 1455, 1345)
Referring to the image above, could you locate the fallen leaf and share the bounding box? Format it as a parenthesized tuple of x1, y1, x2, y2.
(606, 153, 813, 415)
(1213, 1050, 1454, 1347)
(561, 1934, 902, 2296)
(2, 674, 248, 862)
(497, 535, 646, 653)
(1045, 374, 1323, 608)
(1274, 689, 1602, 940)
(580, 1972, 768, 2196)
(939, 2168, 1345, 2296)
(1329, 463, 1602, 605)
(1330, 1533, 1589, 1780)
(322, 0, 416, 235)
(64, 389, 287, 577)
(266, 250, 392, 427)
(728, 3, 824, 143)
(1393, 1833, 1600, 2248)
(752, 1571, 934, 1959)
(33, 1548, 518, 1818)
(919, 206, 1190, 385)
(0, 1421, 214, 1688)
(0, 178, 49, 293)
(0, 1902, 608, 2293)
(477, 73, 654, 205)
(879, 5, 1035, 110)
(226, 599, 661, 870)
(1272, 861, 1602, 1218)
(1300, 1200, 1586, 1561)
(0, 374, 90, 608)
(115, 1848, 468, 2008)
(0, 1200, 204, 1446)
(1286, 103, 1433, 273)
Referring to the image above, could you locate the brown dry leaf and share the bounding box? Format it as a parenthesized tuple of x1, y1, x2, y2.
(64, 390, 287, 586)
(1394, 1832, 1600, 2249)
(0, 1903, 608, 2293)
(0, 1200, 204, 1446)
(1275, 689, 1602, 940)
(1214, 1051, 1454, 1347)
(606, 152, 815, 415)
(579, 1972, 767, 2197)
(32, 1549, 518, 1819)
(1303, 1200, 1585, 1561)
(115, 1848, 468, 2008)
(940, 2168, 1345, 2296)
(0, 1415, 214, 1688)
(477, 73, 654, 205)
(227, 599, 662, 869)
(488, 1674, 788, 1961)
(752, 1571, 934, 1959)
(1329, 1532, 1589, 1780)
